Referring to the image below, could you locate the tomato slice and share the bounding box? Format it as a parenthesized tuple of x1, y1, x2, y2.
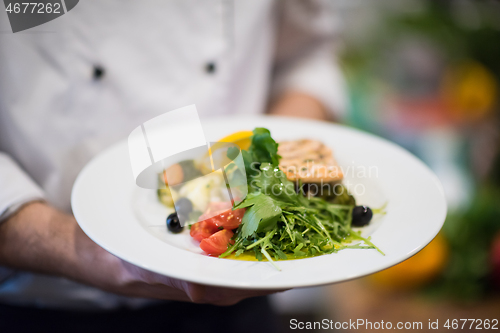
(189, 221, 218, 242)
(200, 229, 235, 256)
(198, 202, 245, 230)
(205, 208, 245, 230)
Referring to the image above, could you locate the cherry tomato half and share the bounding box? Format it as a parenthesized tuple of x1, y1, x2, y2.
(190, 221, 218, 242)
(198, 202, 245, 230)
(200, 229, 235, 256)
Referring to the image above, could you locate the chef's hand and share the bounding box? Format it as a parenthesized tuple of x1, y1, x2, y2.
(268, 91, 332, 121)
(0, 202, 280, 306)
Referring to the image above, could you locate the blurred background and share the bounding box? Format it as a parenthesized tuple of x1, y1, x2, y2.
(272, 0, 500, 331)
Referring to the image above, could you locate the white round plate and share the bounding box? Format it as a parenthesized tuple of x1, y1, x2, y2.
(71, 116, 447, 290)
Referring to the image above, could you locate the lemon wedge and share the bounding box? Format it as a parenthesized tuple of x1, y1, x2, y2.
(218, 130, 253, 150)
(197, 130, 253, 174)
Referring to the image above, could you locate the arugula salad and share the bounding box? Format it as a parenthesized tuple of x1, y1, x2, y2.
(160, 128, 384, 269)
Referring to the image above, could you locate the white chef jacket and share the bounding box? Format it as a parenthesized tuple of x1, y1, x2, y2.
(0, 0, 346, 310)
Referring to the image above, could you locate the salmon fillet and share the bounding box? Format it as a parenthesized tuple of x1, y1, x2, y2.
(277, 139, 343, 183)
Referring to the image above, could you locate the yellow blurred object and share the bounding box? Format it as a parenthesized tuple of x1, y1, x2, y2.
(369, 233, 448, 290)
(218, 130, 253, 151)
(198, 131, 253, 174)
(441, 61, 497, 121)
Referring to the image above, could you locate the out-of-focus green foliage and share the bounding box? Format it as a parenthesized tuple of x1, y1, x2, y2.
(341, 1, 500, 78)
(438, 186, 500, 299)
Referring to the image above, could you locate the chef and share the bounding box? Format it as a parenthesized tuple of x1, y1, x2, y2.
(0, 0, 346, 331)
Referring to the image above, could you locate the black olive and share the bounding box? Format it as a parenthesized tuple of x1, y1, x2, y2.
(175, 197, 193, 215)
(352, 205, 373, 227)
(167, 212, 184, 233)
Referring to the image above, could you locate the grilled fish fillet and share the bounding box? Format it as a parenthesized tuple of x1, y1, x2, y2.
(278, 139, 343, 183)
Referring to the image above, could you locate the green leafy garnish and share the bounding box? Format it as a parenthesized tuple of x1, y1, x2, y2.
(236, 192, 282, 237)
(241, 128, 280, 178)
(222, 128, 384, 268)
